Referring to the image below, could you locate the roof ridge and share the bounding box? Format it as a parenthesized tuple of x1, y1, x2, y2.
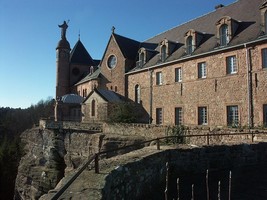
(144, 0, 239, 42)
(113, 32, 141, 44)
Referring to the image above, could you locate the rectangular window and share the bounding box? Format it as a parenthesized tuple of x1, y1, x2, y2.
(198, 107, 207, 125)
(198, 62, 206, 78)
(226, 55, 237, 74)
(263, 104, 267, 127)
(156, 108, 163, 124)
(175, 107, 183, 125)
(156, 72, 163, 85)
(175, 67, 182, 82)
(227, 106, 239, 127)
(262, 48, 267, 68)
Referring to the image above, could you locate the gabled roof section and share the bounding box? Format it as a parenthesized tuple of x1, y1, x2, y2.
(84, 88, 123, 103)
(70, 40, 95, 66)
(129, 0, 265, 73)
(145, 0, 261, 45)
(75, 67, 101, 86)
(113, 33, 141, 60)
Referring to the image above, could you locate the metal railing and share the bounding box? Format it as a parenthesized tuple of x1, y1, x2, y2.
(50, 155, 96, 200)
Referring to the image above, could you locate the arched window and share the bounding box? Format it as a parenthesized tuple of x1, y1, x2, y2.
(91, 99, 96, 117)
(220, 24, 229, 46)
(135, 84, 141, 103)
(186, 36, 194, 54)
(161, 45, 167, 61)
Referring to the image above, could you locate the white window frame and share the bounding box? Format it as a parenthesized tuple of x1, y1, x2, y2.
(220, 24, 229, 46)
(186, 36, 194, 54)
(156, 72, 163, 85)
(227, 105, 239, 127)
(198, 107, 207, 125)
(175, 107, 183, 125)
(175, 67, 182, 82)
(226, 55, 237, 74)
(198, 62, 206, 78)
(135, 84, 141, 104)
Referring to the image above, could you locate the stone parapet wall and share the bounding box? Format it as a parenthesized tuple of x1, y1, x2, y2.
(39, 119, 102, 131)
(103, 123, 267, 144)
(102, 143, 267, 199)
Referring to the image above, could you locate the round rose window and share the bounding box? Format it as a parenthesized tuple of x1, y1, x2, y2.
(107, 55, 117, 69)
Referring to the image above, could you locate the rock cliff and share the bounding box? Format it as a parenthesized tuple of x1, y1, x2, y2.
(14, 127, 145, 199)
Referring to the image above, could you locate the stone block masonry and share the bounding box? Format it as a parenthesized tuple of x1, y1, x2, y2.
(39, 142, 267, 199)
(103, 122, 267, 144)
(101, 143, 267, 200)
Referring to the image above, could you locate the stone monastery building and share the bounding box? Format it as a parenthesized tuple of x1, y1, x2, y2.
(55, 0, 267, 128)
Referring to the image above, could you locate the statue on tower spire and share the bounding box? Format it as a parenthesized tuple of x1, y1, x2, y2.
(58, 20, 69, 39)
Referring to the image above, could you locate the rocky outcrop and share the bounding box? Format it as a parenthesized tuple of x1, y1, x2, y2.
(15, 128, 66, 199)
(14, 127, 146, 199)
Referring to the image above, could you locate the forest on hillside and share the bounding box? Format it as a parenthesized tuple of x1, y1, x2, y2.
(0, 98, 54, 200)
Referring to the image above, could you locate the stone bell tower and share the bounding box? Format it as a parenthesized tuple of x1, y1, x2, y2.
(54, 21, 71, 121)
(55, 21, 71, 98)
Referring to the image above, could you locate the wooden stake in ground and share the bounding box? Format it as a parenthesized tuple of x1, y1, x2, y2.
(165, 162, 169, 200)
(206, 169, 209, 200)
(177, 178, 180, 200)
(191, 184, 194, 200)
(218, 181, 221, 200)
(228, 171, 232, 200)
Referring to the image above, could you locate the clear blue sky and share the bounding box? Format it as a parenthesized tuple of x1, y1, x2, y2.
(0, 0, 236, 108)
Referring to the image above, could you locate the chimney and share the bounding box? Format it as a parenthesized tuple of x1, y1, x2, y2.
(215, 4, 224, 10)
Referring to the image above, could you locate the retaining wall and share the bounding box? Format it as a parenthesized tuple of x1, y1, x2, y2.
(103, 123, 267, 145)
(102, 142, 267, 200)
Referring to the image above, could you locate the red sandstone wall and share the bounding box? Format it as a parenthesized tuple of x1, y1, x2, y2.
(128, 44, 267, 127)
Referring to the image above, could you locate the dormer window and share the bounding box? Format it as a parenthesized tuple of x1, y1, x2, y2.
(216, 16, 239, 46)
(220, 24, 229, 46)
(90, 66, 94, 75)
(260, 2, 267, 34)
(137, 47, 156, 67)
(161, 45, 167, 61)
(159, 39, 177, 62)
(186, 36, 194, 54)
(139, 52, 145, 67)
(184, 29, 203, 55)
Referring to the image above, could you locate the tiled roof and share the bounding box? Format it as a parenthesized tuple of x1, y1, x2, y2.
(75, 67, 101, 86)
(113, 33, 141, 60)
(96, 89, 123, 103)
(84, 88, 123, 103)
(70, 40, 95, 66)
(61, 94, 84, 104)
(130, 0, 266, 72)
